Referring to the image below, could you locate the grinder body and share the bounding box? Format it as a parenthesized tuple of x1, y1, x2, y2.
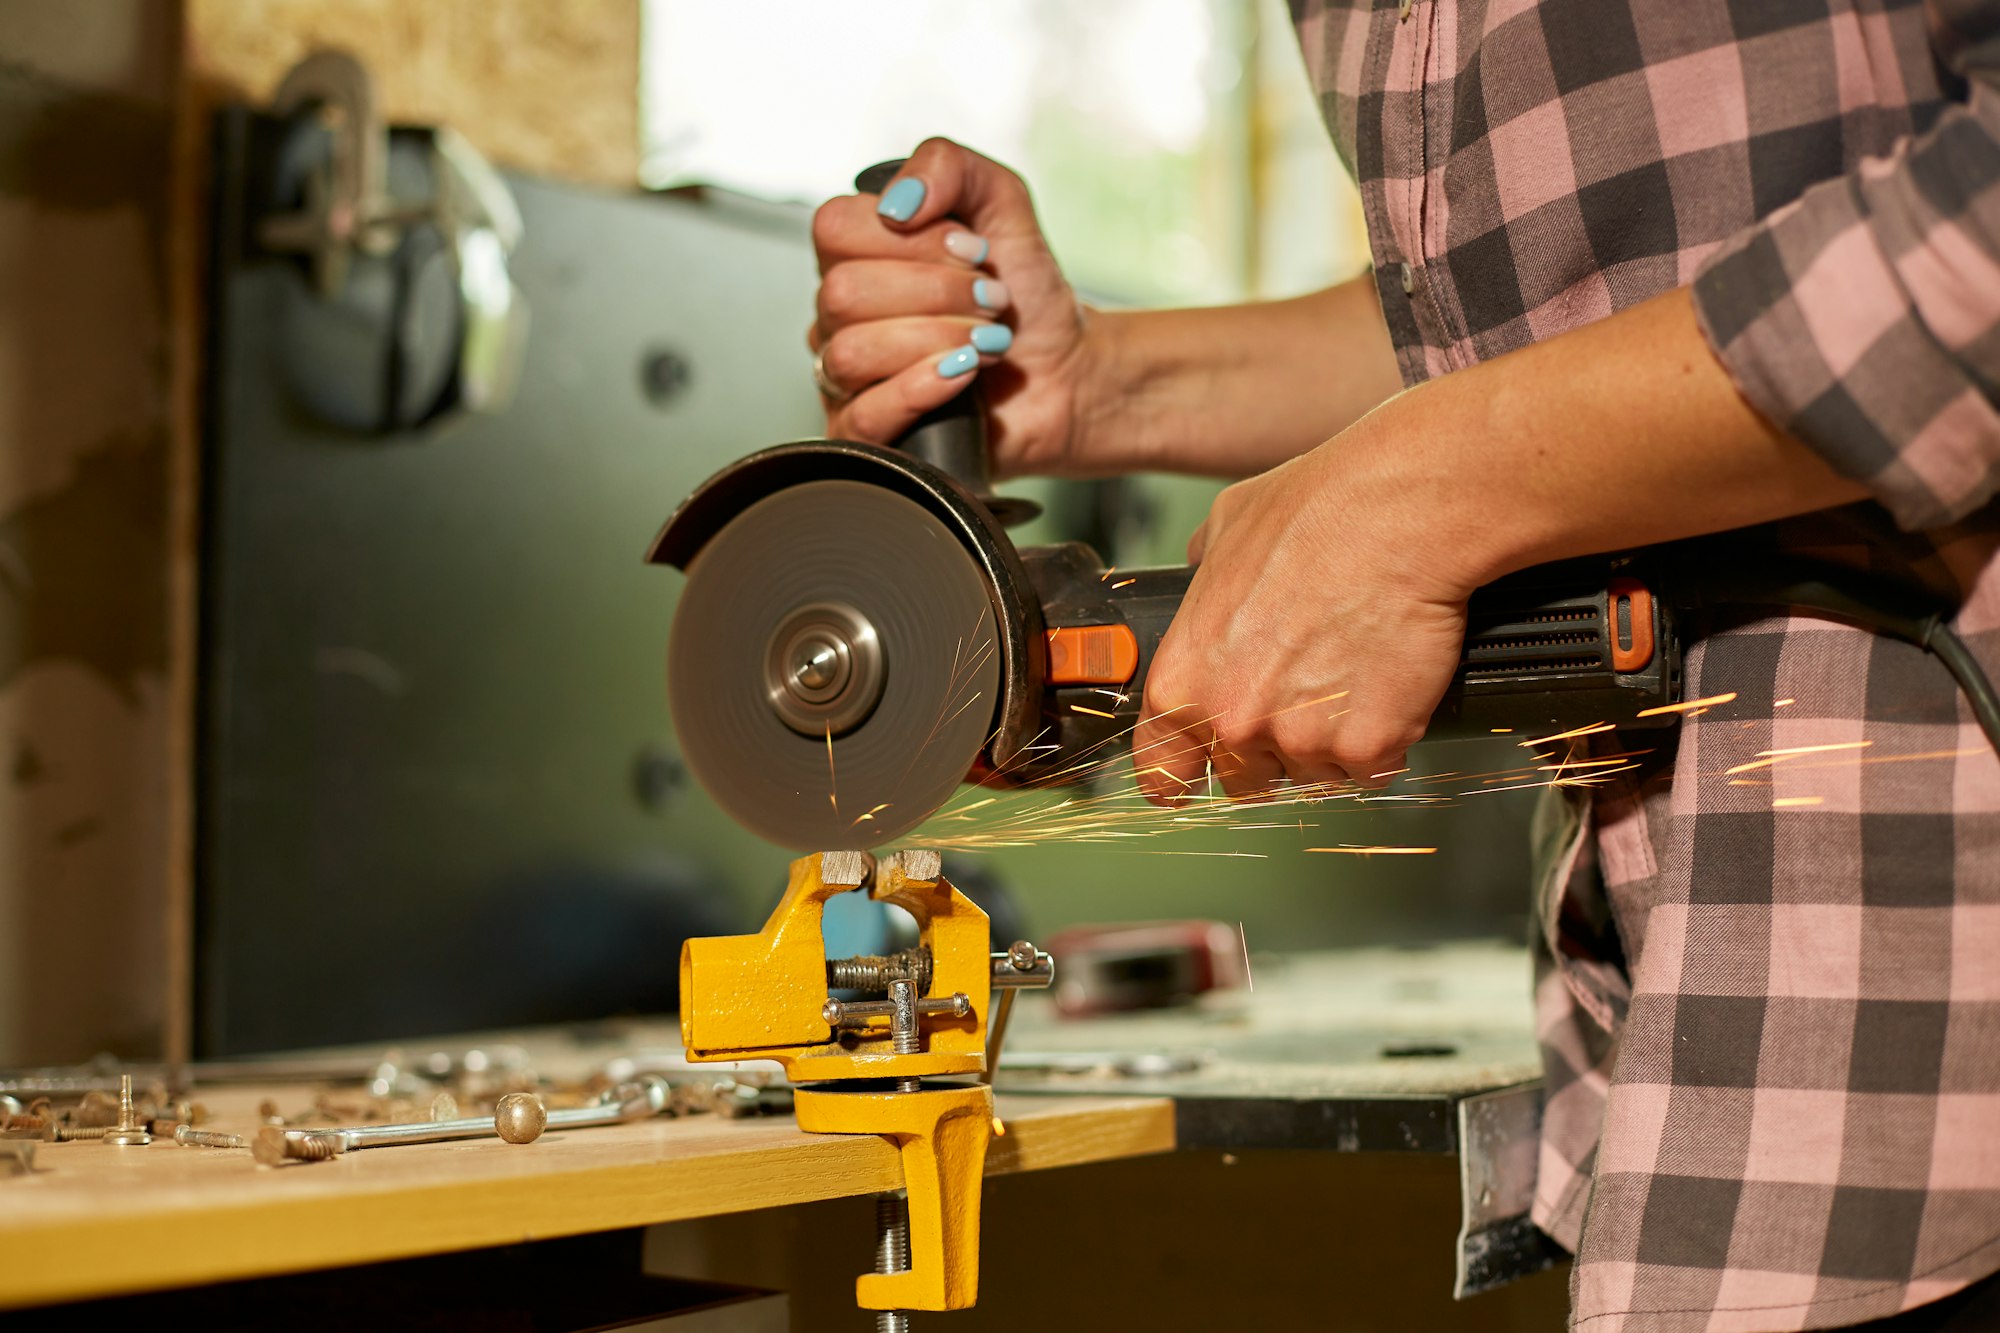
(650, 438, 1680, 844)
(1017, 539, 1677, 784)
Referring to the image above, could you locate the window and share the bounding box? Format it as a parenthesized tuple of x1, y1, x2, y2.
(640, 0, 1370, 307)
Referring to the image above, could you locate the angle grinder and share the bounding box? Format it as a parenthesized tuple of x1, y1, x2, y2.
(651, 427, 1678, 850)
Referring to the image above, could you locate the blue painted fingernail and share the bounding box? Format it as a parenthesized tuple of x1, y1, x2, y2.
(943, 230, 989, 264)
(973, 278, 1010, 311)
(970, 323, 1013, 355)
(877, 177, 926, 222)
(937, 345, 979, 378)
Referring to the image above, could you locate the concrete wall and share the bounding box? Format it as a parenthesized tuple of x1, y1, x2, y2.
(0, 0, 183, 1065)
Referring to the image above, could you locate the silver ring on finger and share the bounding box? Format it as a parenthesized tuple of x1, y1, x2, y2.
(811, 345, 852, 403)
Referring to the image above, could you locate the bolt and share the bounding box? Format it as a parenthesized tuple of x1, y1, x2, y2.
(638, 347, 692, 408)
(253, 1128, 341, 1165)
(174, 1126, 247, 1149)
(874, 1191, 913, 1333)
(826, 948, 934, 995)
(822, 992, 969, 1028)
(0, 1115, 45, 1135)
(42, 1123, 111, 1142)
(104, 1076, 152, 1147)
(889, 979, 924, 1097)
(1008, 939, 1038, 972)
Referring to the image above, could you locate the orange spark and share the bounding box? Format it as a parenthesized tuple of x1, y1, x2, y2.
(1111, 578, 1137, 589)
(1520, 721, 1616, 748)
(1774, 698, 1796, 707)
(1723, 740, 1872, 776)
(825, 724, 838, 816)
(1637, 691, 1738, 718)
(1773, 795, 1824, 808)
(1305, 845, 1438, 855)
(1238, 921, 1254, 992)
(1071, 704, 1117, 719)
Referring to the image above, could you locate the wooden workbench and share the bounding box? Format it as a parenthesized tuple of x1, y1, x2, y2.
(0, 941, 1543, 1311)
(0, 1090, 1171, 1310)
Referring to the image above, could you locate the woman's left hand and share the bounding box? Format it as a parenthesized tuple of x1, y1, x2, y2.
(1132, 412, 1477, 801)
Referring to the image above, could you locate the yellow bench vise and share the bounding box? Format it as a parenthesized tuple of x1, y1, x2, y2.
(679, 849, 1051, 1324)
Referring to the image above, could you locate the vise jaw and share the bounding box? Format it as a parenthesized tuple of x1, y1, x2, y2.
(680, 849, 990, 1079)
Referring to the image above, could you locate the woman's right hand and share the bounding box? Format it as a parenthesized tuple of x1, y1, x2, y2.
(809, 137, 1095, 479)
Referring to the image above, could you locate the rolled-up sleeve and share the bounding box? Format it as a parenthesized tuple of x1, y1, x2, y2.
(1691, 8, 2000, 532)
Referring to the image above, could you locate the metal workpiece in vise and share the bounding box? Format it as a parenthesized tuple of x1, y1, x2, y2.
(678, 850, 1053, 1320)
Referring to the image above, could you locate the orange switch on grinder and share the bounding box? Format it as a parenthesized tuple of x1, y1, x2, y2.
(1607, 578, 1656, 672)
(1045, 625, 1139, 686)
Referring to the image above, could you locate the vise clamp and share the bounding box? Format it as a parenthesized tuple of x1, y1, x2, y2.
(679, 849, 1052, 1323)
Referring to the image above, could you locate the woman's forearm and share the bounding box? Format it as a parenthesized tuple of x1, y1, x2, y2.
(1070, 273, 1403, 478)
(1338, 286, 1871, 598)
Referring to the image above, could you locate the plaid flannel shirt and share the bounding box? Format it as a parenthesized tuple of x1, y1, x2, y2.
(1290, 1, 2000, 1328)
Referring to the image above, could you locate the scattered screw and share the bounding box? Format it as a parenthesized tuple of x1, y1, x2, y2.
(43, 1123, 111, 1142)
(0, 1115, 47, 1136)
(258, 1098, 285, 1126)
(174, 1126, 247, 1149)
(429, 1092, 459, 1122)
(104, 1075, 152, 1147)
(253, 1128, 342, 1165)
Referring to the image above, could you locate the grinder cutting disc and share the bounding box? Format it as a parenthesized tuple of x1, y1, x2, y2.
(668, 479, 1002, 851)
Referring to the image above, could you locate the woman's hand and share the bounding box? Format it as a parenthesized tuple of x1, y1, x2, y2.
(1132, 408, 1476, 800)
(809, 137, 1094, 478)
(1129, 284, 1877, 803)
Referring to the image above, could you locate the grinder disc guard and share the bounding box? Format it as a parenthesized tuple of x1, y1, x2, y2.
(668, 479, 1002, 850)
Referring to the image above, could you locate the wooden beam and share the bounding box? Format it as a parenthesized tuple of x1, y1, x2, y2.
(184, 0, 641, 188)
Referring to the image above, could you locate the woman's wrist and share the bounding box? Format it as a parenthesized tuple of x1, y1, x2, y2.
(1311, 376, 1518, 602)
(1055, 305, 1145, 478)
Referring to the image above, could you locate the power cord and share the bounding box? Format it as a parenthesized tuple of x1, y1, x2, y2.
(1679, 557, 2000, 756)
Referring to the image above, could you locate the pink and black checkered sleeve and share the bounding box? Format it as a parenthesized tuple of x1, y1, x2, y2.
(1692, 2, 2000, 533)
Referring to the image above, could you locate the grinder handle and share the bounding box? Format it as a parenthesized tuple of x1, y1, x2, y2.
(853, 159, 997, 503)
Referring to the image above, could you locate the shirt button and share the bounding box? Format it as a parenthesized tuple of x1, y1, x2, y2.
(1398, 0, 1413, 20)
(1399, 261, 1416, 294)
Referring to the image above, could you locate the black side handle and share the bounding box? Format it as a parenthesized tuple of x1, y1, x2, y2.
(854, 159, 1037, 525)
